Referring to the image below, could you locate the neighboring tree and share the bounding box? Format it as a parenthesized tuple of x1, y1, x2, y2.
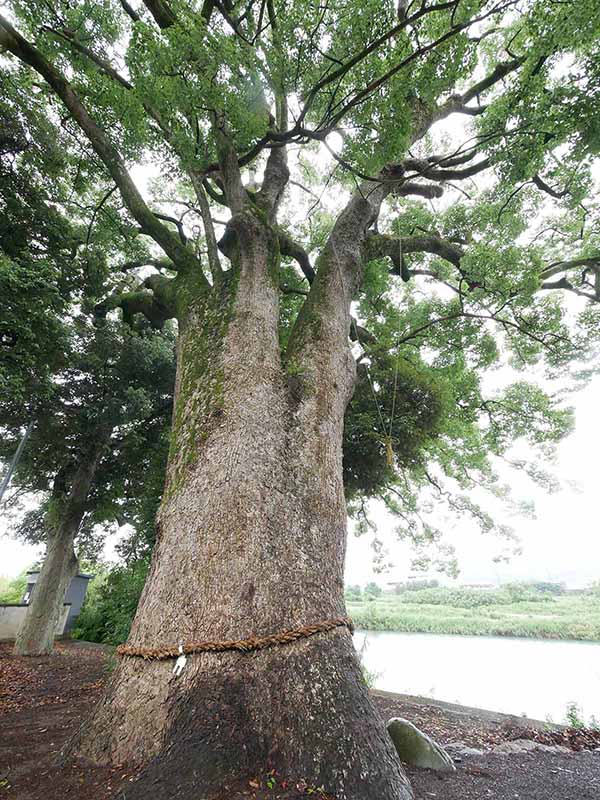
(344, 584, 363, 601)
(1, 319, 175, 655)
(0, 77, 175, 656)
(364, 582, 383, 598)
(1, 3, 599, 799)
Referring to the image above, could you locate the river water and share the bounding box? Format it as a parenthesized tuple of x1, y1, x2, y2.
(354, 630, 600, 724)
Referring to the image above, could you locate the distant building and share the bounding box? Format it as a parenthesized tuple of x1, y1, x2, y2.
(460, 583, 496, 591)
(22, 571, 93, 632)
(387, 576, 440, 592)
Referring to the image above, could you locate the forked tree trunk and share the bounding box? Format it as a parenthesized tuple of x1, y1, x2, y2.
(15, 433, 110, 656)
(69, 218, 411, 799)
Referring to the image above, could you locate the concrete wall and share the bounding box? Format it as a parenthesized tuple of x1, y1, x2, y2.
(0, 603, 71, 640)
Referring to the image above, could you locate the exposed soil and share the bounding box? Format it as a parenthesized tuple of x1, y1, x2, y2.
(1, 640, 598, 800)
(0, 640, 134, 799)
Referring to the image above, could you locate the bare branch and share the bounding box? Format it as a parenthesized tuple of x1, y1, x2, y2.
(394, 181, 445, 199)
(257, 136, 290, 218)
(532, 174, 568, 199)
(540, 256, 600, 281)
(461, 58, 522, 104)
(403, 157, 492, 182)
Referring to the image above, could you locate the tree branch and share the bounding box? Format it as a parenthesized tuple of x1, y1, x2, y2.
(257, 138, 290, 218)
(461, 58, 522, 104)
(120, 1, 141, 22)
(190, 173, 223, 281)
(532, 174, 568, 199)
(142, 0, 177, 28)
(393, 181, 445, 199)
(278, 230, 315, 283)
(119, 258, 177, 273)
(366, 233, 464, 267)
(0, 14, 206, 282)
(403, 157, 492, 182)
(95, 287, 175, 328)
(540, 256, 600, 281)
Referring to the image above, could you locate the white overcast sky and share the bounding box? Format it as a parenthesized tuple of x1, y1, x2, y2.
(345, 373, 600, 590)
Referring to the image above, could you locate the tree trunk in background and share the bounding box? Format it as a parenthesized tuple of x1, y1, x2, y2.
(13, 516, 79, 656)
(14, 431, 110, 656)
(69, 221, 412, 800)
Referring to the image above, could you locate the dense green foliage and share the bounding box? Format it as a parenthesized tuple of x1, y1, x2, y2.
(1, 320, 175, 559)
(72, 559, 150, 645)
(0, 571, 27, 604)
(347, 588, 600, 640)
(392, 580, 440, 593)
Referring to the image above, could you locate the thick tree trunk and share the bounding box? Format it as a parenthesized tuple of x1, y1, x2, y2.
(14, 432, 109, 656)
(69, 219, 411, 799)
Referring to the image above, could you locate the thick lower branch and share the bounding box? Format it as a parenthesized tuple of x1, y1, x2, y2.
(366, 233, 464, 267)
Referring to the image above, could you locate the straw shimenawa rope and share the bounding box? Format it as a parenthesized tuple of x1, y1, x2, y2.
(116, 616, 354, 661)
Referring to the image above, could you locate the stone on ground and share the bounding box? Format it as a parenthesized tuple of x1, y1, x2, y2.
(387, 717, 456, 771)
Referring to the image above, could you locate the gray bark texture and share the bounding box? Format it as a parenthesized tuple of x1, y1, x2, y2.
(13, 516, 79, 656)
(14, 432, 110, 656)
(67, 209, 412, 800)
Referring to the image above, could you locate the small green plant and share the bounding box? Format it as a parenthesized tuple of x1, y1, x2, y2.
(565, 702, 585, 728)
(564, 705, 600, 730)
(285, 360, 307, 378)
(265, 770, 277, 789)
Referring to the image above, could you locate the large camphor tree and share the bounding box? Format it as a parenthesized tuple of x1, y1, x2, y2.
(1, 1, 599, 797)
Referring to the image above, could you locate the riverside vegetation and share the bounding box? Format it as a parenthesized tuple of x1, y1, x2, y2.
(5, 569, 599, 644)
(345, 582, 600, 641)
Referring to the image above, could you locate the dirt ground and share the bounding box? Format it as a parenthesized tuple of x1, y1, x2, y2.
(1, 640, 599, 800)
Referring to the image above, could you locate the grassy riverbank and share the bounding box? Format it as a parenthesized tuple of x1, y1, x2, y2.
(346, 590, 600, 641)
